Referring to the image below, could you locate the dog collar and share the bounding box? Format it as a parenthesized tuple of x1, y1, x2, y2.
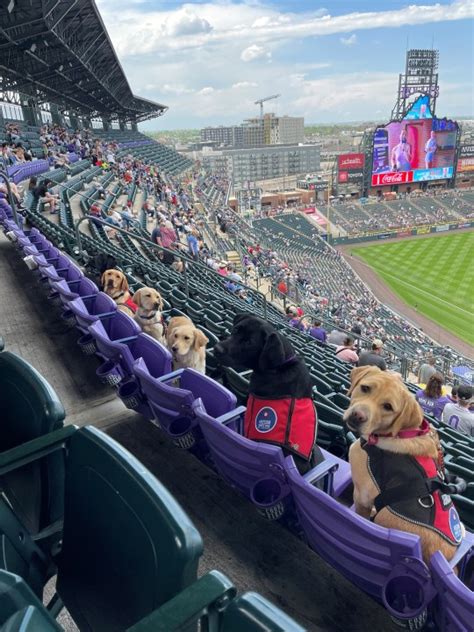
(367, 418, 430, 446)
(110, 290, 125, 300)
(139, 312, 157, 320)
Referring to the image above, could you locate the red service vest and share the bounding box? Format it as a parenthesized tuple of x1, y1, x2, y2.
(363, 442, 463, 547)
(123, 297, 138, 314)
(244, 395, 317, 460)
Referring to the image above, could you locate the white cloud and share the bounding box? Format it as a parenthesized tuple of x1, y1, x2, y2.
(232, 81, 259, 89)
(198, 86, 215, 95)
(340, 34, 357, 46)
(161, 8, 213, 37)
(241, 44, 270, 62)
(162, 83, 195, 95)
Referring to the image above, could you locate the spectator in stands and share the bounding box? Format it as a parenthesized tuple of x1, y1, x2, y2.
(33, 179, 58, 214)
(186, 229, 199, 261)
(309, 320, 327, 343)
(335, 336, 359, 365)
(448, 385, 459, 403)
(327, 328, 346, 346)
(442, 385, 473, 436)
(418, 356, 437, 384)
(1, 142, 14, 167)
(415, 373, 450, 421)
(217, 261, 228, 277)
(358, 339, 387, 371)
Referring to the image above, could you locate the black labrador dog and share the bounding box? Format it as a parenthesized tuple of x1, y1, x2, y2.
(214, 314, 321, 474)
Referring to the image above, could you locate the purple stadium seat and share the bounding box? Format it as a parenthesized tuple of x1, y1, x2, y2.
(87, 310, 141, 362)
(50, 277, 98, 307)
(42, 261, 83, 289)
(69, 293, 117, 334)
(283, 460, 474, 626)
(133, 361, 236, 449)
(431, 550, 474, 631)
(193, 400, 293, 519)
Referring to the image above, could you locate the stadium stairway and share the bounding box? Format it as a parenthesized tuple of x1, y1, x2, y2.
(0, 229, 403, 632)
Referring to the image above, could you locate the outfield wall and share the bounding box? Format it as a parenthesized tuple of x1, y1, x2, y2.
(331, 220, 474, 245)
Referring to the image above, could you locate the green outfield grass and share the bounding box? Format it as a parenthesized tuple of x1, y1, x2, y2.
(352, 232, 474, 345)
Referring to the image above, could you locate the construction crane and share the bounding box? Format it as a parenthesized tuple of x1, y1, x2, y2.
(254, 94, 280, 117)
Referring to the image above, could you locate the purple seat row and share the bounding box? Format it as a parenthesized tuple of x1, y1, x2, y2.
(2, 212, 473, 631)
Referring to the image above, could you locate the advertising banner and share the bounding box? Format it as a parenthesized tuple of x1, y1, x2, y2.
(371, 171, 413, 186)
(457, 157, 474, 172)
(460, 144, 474, 158)
(312, 209, 328, 225)
(416, 226, 431, 235)
(371, 96, 457, 186)
(338, 153, 365, 184)
(435, 224, 450, 232)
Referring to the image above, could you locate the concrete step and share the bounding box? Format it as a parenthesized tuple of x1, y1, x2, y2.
(226, 250, 241, 271)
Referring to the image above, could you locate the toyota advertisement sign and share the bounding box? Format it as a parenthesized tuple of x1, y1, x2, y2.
(337, 153, 365, 184)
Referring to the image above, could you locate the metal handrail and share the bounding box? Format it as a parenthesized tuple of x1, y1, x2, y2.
(73, 215, 268, 320)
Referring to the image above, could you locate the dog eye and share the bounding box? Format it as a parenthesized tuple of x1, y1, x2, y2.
(360, 385, 370, 393)
(184, 336, 190, 341)
(383, 403, 393, 411)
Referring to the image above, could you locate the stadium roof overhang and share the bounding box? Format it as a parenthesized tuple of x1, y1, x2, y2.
(0, 0, 167, 123)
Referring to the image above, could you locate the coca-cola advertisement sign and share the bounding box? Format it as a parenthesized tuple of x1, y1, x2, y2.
(371, 171, 414, 186)
(337, 153, 365, 184)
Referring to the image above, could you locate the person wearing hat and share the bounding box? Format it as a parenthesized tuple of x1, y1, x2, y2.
(357, 338, 387, 371)
(442, 385, 473, 437)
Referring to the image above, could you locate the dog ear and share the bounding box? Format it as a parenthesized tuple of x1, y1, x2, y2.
(193, 329, 209, 351)
(348, 366, 380, 395)
(233, 313, 249, 327)
(134, 288, 142, 307)
(393, 390, 423, 431)
(258, 332, 286, 371)
(119, 274, 129, 292)
(156, 291, 164, 312)
(100, 271, 107, 288)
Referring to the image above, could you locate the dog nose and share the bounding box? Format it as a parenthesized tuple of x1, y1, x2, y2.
(153, 302, 159, 310)
(214, 343, 224, 356)
(347, 409, 367, 426)
(172, 345, 178, 352)
(107, 280, 113, 287)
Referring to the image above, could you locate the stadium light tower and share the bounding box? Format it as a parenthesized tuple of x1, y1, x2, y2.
(254, 94, 281, 117)
(391, 49, 439, 119)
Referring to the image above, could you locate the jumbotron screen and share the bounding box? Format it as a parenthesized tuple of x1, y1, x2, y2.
(371, 96, 458, 186)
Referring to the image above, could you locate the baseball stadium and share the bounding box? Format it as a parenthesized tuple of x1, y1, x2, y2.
(0, 2, 472, 631)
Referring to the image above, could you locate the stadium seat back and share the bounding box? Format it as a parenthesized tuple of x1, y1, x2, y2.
(430, 551, 474, 631)
(0, 570, 61, 631)
(0, 352, 65, 534)
(56, 427, 203, 632)
(221, 592, 305, 631)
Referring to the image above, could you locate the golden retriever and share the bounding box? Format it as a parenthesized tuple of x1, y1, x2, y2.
(166, 316, 208, 374)
(133, 287, 165, 342)
(344, 366, 463, 563)
(101, 269, 137, 315)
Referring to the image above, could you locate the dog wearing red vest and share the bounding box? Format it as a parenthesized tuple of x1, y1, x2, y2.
(344, 366, 465, 564)
(214, 314, 319, 474)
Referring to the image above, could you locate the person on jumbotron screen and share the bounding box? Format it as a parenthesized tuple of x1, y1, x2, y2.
(424, 130, 438, 169)
(391, 128, 412, 172)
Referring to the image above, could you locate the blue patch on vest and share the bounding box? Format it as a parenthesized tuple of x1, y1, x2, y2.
(255, 407, 278, 433)
(449, 507, 463, 543)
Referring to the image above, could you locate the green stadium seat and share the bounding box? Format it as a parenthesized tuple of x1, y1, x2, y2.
(0, 352, 66, 540)
(220, 592, 305, 631)
(222, 367, 251, 404)
(0, 426, 203, 631)
(0, 570, 60, 631)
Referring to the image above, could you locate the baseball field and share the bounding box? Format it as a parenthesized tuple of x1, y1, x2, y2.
(352, 232, 474, 345)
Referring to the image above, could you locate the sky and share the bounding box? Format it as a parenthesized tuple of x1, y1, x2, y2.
(94, 0, 474, 130)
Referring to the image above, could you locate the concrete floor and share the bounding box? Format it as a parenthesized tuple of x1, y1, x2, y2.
(0, 233, 398, 631)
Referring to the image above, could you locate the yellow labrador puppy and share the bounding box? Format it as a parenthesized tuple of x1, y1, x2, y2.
(344, 366, 464, 564)
(101, 269, 137, 315)
(166, 316, 208, 374)
(133, 287, 165, 342)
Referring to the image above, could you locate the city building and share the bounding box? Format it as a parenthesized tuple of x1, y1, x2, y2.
(201, 144, 320, 189)
(200, 113, 304, 148)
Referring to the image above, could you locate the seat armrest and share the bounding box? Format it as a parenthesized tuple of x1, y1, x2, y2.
(303, 454, 340, 485)
(126, 571, 236, 632)
(216, 406, 247, 427)
(114, 335, 138, 344)
(157, 369, 184, 383)
(0, 425, 77, 476)
(78, 293, 97, 300)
